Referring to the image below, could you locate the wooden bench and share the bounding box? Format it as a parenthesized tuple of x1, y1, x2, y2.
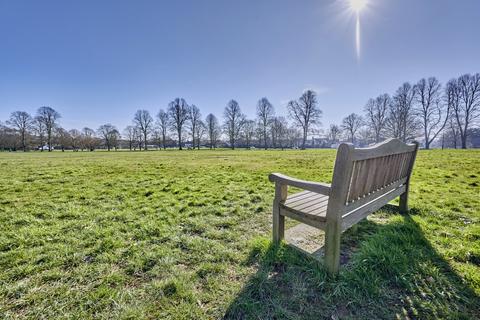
(269, 139, 419, 275)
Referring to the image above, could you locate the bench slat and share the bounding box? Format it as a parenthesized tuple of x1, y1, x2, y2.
(345, 177, 407, 211)
(284, 193, 328, 212)
(353, 139, 417, 161)
(342, 185, 406, 231)
(281, 191, 329, 224)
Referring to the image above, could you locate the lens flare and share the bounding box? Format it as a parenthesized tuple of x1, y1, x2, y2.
(347, 0, 368, 60)
(355, 15, 361, 59)
(349, 0, 367, 13)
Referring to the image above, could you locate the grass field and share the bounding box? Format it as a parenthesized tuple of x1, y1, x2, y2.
(0, 149, 479, 319)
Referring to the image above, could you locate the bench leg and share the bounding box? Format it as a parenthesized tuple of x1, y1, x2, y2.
(272, 206, 285, 244)
(272, 183, 287, 245)
(399, 192, 408, 214)
(324, 220, 341, 276)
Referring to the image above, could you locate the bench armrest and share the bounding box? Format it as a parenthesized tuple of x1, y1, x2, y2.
(269, 173, 331, 195)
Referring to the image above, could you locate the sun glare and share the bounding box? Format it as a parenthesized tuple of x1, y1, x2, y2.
(345, 0, 369, 60)
(349, 0, 367, 13)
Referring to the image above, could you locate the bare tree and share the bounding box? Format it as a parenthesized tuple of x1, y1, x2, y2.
(327, 124, 342, 144)
(452, 73, 480, 149)
(242, 119, 256, 148)
(33, 116, 46, 151)
(157, 109, 169, 150)
(270, 116, 285, 148)
(151, 129, 162, 149)
(443, 116, 461, 149)
(357, 127, 373, 146)
(131, 125, 141, 148)
(68, 129, 81, 151)
(386, 83, 418, 142)
(82, 127, 97, 151)
(271, 116, 288, 150)
(97, 124, 120, 151)
(168, 98, 190, 150)
(223, 100, 245, 149)
(133, 110, 153, 150)
(194, 120, 206, 149)
(123, 126, 136, 151)
(287, 90, 322, 149)
(36, 106, 61, 151)
(342, 113, 363, 144)
(188, 105, 202, 149)
(448, 116, 460, 149)
(414, 77, 450, 149)
(286, 125, 302, 148)
(7, 111, 33, 151)
(364, 94, 389, 143)
(206, 113, 220, 149)
(256, 97, 274, 149)
(0, 122, 16, 150)
(55, 127, 71, 151)
(446, 77, 464, 149)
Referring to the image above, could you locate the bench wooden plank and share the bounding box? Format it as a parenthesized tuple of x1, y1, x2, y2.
(345, 177, 408, 210)
(281, 191, 329, 222)
(342, 185, 406, 231)
(353, 139, 417, 161)
(283, 190, 317, 206)
(284, 196, 328, 213)
(269, 173, 331, 195)
(280, 208, 327, 229)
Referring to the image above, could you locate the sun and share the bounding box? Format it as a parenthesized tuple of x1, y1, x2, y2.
(349, 0, 367, 13)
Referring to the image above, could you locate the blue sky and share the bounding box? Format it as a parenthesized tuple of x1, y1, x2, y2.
(0, 0, 479, 131)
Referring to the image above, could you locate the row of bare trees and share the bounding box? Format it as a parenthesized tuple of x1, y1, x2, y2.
(328, 73, 480, 149)
(122, 91, 321, 151)
(108, 91, 321, 151)
(0, 90, 320, 151)
(1, 73, 478, 151)
(1, 107, 61, 151)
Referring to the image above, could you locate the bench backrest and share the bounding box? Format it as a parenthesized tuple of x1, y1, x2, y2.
(328, 139, 419, 217)
(346, 139, 418, 204)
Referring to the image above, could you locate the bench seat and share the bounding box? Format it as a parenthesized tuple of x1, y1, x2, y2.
(281, 191, 329, 228)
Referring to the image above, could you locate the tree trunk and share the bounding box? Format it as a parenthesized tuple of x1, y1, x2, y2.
(22, 131, 26, 151)
(264, 129, 267, 150)
(48, 130, 52, 152)
(178, 129, 182, 150)
(191, 129, 195, 150)
(424, 126, 429, 149)
(461, 122, 469, 149)
(461, 135, 467, 149)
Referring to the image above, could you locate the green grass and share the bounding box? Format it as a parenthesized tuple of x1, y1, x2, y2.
(0, 149, 479, 319)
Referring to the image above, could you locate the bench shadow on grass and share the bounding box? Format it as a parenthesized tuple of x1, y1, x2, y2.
(224, 205, 480, 319)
